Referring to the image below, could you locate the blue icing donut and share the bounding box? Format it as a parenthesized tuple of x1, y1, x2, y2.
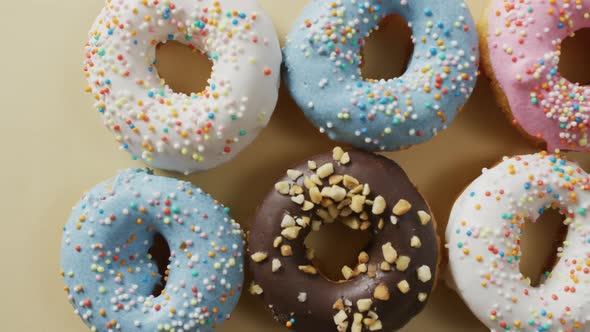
(60, 169, 244, 332)
(283, 0, 479, 151)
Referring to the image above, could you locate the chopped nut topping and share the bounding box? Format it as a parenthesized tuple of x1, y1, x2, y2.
(296, 216, 310, 227)
(340, 152, 351, 165)
(397, 280, 410, 294)
(308, 160, 317, 170)
(281, 226, 301, 240)
(329, 174, 343, 185)
(357, 263, 368, 273)
(382, 242, 398, 264)
(380, 261, 391, 271)
(249, 282, 263, 295)
(333, 146, 345, 161)
(418, 292, 428, 302)
(368, 320, 383, 331)
(317, 163, 335, 178)
(311, 220, 322, 232)
(390, 215, 398, 225)
(410, 236, 422, 248)
(281, 214, 295, 228)
(342, 216, 360, 230)
(417, 210, 432, 225)
(302, 200, 314, 211)
(306, 248, 315, 260)
(329, 185, 347, 201)
(333, 310, 348, 325)
(374, 284, 390, 301)
(287, 169, 303, 181)
(362, 184, 371, 196)
(332, 298, 345, 310)
(367, 264, 377, 278)
(395, 256, 411, 272)
(309, 186, 322, 204)
(272, 258, 282, 272)
(358, 251, 369, 264)
(350, 195, 366, 213)
(417, 265, 432, 283)
(298, 292, 307, 303)
(393, 199, 412, 215)
(342, 265, 354, 280)
(280, 245, 293, 257)
(275, 181, 290, 195)
(291, 194, 304, 205)
(250, 252, 268, 263)
(289, 185, 303, 196)
(303, 177, 316, 189)
(352, 313, 363, 332)
(356, 299, 372, 313)
(272, 236, 282, 248)
(372, 196, 386, 215)
(298, 265, 318, 275)
(342, 175, 359, 189)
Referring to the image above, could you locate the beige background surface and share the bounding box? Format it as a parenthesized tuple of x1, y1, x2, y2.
(3, 0, 590, 331)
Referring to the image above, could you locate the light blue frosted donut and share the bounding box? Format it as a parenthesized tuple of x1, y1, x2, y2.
(283, 0, 479, 151)
(60, 169, 244, 332)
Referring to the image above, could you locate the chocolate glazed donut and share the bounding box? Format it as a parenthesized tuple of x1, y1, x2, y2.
(248, 148, 438, 332)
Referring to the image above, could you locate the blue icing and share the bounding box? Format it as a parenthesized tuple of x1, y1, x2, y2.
(283, 0, 479, 151)
(60, 169, 244, 331)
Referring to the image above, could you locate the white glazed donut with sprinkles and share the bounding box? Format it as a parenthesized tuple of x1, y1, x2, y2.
(447, 152, 590, 332)
(84, 0, 281, 174)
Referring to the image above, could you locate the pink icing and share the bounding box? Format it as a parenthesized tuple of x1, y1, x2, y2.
(486, 0, 590, 151)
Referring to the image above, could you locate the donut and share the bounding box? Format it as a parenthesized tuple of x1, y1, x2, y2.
(480, 0, 590, 151)
(60, 169, 245, 331)
(248, 148, 438, 331)
(282, 1, 479, 151)
(446, 152, 590, 331)
(84, 0, 281, 174)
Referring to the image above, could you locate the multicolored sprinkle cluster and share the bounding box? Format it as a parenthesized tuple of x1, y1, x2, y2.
(284, 0, 479, 151)
(84, 0, 280, 174)
(447, 152, 590, 331)
(486, 0, 590, 150)
(60, 169, 244, 331)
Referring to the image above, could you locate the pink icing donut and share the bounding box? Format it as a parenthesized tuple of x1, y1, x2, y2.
(481, 0, 590, 151)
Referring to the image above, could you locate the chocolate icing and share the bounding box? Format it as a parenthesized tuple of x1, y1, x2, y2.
(248, 150, 438, 331)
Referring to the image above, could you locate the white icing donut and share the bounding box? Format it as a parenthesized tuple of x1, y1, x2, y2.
(446, 153, 590, 331)
(85, 0, 281, 174)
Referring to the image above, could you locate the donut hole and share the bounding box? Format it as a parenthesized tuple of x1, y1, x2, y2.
(519, 209, 568, 287)
(360, 14, 414, 81)
(304, 221, 372, 282)
(148, 233, 171, 297)
(155, 41, 213, 95)
(558, 28, 590, 85)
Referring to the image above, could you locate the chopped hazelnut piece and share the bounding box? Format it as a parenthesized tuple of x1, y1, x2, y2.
(333, 146, 345, 161)
(357, 263, 368, 273)
(308, 160, 317, 170)
(250, 252, 268, 263)
(390, 215, 398, 225)
(340, 152, 351, 165)
(272, 236, 282, 248)
(287, 169, 303, 181)
(280, 245, 293, 256)
(342, 216, 360, 230)
(393, 199, 412, 215)
(350, 195, 366, 213)
(291, 194, 304, 205)
(410, 236, 422, 248)
(281, 226, 301, 240)
(249, 282, 263, 295)
(310, 174, 323, 185)
(356, 299, 372, 312)
(298, 265, 318, 275)
(302, 200, 314, 211)
(395, 256, 411, 272)
(362, 184, 371, 196)
(342, 265, 354, 280)
(275, 181, 290, 195)
(382, 242, 398, 264)
(328, 204, 340, 218)
(368, 320, 383, 331)
(342, 175, 359, 189)
(372, 196, 386, 215)
(306, 248, 315, 260)
(374, 284, 390, 301)
(303, 177, 316, 189)
(329, 174, 343, 185)
(417, 210, 432, 225)
(367, 264, 377, 278)
(340, 206, 353, 217)
(332, 298, 344, 310)
(316, 209, 334, 222)
(309, 186, 322, 204)
(418, 292, 428, 302)
(298, 292, 307, 303)
(397, 280, 410, 294)
(271, 259, 282, 272)
(311, 220, 322, 232)
(317, 163, 335, 178)
(329, 185, 347, 201)
(417, 265, 432, 283)
(380, 261, 391, 271)
(360, 221, 371, 231)
(281, 214, 295, 228)
(358, 251, 369, 264)
(352, 313, 363, 332)
(333, 310, 348, 325)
